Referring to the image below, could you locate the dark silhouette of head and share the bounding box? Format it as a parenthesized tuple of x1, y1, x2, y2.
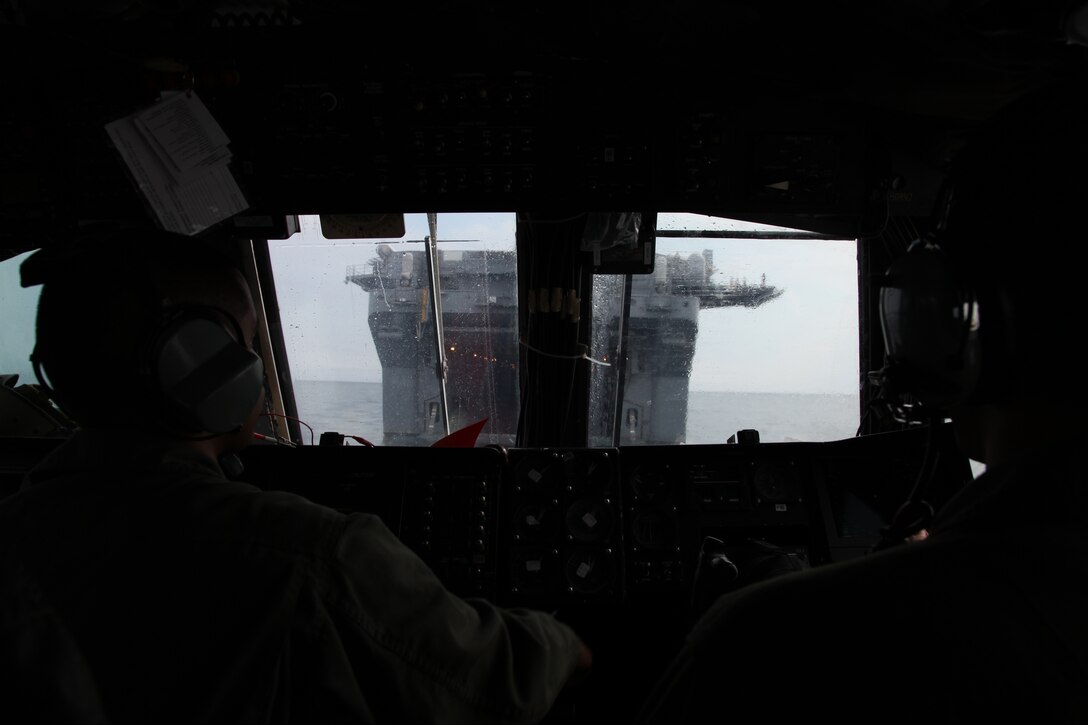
(881, 83, 1088, 464)
(24, 225, 264, 450)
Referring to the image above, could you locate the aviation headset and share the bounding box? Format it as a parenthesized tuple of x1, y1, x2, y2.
(869, 84, 1088, 549)
(877, 164, 1020, 416)
(22, 229, 265, 436)
(134, 303, 265, 435)
(878, 82, 1088, 415)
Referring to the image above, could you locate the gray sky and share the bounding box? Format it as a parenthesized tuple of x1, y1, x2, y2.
(0, 251, 41, 386)
(268, 213, 859, 395)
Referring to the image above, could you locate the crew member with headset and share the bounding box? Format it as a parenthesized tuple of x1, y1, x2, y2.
(0, 229, 591, 724)
(636, 85, 1088, 722)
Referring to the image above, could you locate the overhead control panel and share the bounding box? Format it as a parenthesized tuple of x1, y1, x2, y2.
(207, 62, 865, 220)
(0, 24, 866, 239)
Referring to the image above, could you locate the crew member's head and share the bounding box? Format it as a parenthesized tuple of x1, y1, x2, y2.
(22, 226, 265, 454)
(879, 85, 1088, 463)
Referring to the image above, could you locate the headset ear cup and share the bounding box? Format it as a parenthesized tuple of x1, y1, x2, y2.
(149, 309, 264, 434)
(879, 242, 983, 408)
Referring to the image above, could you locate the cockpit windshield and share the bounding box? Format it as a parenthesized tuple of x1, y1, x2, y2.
(590, 213, 858, 446)
(0, 251, 41, 387)
(268, 213, 858, 446)
(269, 213, 517, 446)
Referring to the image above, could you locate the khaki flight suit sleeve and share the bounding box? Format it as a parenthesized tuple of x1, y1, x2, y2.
(320, 511, 584, 725)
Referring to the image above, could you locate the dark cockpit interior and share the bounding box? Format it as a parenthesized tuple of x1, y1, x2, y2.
(2, 2, 1086, 722)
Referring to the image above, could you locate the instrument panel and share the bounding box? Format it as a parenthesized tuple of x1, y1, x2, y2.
(231, 424, 970, 612)
(622, 446, 815, 596)
(0, 425, 972, 724)
(0, 424, 970, 609)
(505, 448, 623, 608)
(0, 425, 971, 612)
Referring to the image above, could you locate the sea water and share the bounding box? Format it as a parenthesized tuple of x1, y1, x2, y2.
(290, 380, 860, 446)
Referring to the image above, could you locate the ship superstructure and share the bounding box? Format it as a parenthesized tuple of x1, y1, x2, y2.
(594, 251, 784, 445)
(347, 248, 782, 445)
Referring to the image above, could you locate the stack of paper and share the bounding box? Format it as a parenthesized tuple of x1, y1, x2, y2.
(105, 92, 249, 235)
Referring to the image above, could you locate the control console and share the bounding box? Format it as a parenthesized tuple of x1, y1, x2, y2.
(2, 424, 972, 611)
(622, 444, 818, 598)
(502, 448, 623, 609)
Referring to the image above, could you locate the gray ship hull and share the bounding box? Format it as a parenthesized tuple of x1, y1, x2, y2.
(348, 249, 781, 445)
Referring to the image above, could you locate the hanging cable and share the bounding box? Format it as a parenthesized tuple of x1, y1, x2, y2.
(519, 340, 611, 366)
(871, 418, 942, 552)
(261, 412, 314, 445)
(252, 432, 298, 447)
